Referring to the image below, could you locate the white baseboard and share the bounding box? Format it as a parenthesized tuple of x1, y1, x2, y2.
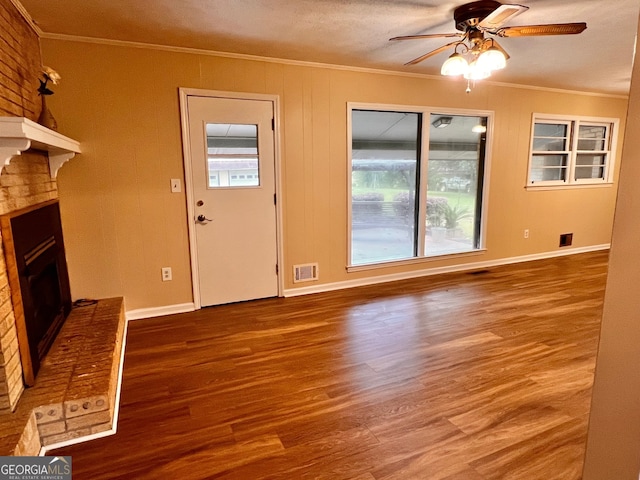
(125, 302, 196, 321)
(283, 244, 610, 297)
(41, 314, 130, 455)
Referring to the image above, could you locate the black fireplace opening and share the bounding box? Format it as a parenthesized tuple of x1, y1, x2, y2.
(11, 202, 71, 382)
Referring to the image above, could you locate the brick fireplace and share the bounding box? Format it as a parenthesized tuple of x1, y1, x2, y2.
(0, 0, 62, 411)
(0, 1, 128, 457)
(0, 3, 126, 456)
(1, 199, 72, 387)
(0, 154, 58, 411)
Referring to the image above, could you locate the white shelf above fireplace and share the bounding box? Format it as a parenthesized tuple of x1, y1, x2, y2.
(0, 117, 81, 178)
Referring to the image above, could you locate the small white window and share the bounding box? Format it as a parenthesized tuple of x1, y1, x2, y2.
(528, 115, 618, 188)
(206, 123, 260, 188)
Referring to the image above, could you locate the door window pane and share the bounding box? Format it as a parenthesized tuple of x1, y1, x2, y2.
(206, 123, 259, 188)
(351, 110, 419, 265)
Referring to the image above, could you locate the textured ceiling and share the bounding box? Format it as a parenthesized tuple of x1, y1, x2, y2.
(19, 0, 640, 95)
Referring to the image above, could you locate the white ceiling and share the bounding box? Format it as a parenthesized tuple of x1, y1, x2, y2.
(19, 0, 640, 95)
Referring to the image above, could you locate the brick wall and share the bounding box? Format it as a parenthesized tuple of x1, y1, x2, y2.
(0, 0, 41, 119)
(0, 0, 57, 411)
(0, 153, 58, 214)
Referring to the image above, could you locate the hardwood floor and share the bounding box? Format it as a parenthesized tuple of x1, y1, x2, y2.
(53, 251, 608, 479)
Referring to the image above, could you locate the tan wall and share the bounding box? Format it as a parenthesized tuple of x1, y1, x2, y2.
(0, 0, 53, 410)
(40, 39, 628, 311)
(583, 15, 640, 479)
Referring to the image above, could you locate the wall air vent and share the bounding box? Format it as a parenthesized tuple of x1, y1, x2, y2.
(293, 263, 319, 283)
(559, 233, 573, 247)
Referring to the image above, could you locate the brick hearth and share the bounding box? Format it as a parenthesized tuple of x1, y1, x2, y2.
(0, 297, 125, 455)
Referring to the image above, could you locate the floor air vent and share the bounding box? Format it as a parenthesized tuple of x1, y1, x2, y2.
(293, 263, 319, 283)
(468, 269, 491, 275)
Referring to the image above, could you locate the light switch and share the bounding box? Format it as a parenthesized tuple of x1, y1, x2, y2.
(170, 178, 181, 193)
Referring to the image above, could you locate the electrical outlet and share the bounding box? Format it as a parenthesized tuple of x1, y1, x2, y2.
(161, 267, 172, 281)
(524, 229, 529, 239)
(170, 179, 181, 193)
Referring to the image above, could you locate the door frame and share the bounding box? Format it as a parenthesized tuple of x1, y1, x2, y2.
(179, 88, 284, 309)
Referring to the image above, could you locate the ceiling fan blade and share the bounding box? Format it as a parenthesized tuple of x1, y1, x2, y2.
(478, 3, 528, 29)
(495, 22, 587, 37)
(390, 32, 463, 41)
(405, 40, 461, 66)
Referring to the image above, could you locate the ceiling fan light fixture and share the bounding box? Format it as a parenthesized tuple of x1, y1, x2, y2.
(464, 60, 491, 80)
(477, 46, 507, 71)
(391, 0, 587, 92)
(432, 116, 453, 128)
(441, 52, 469, 76)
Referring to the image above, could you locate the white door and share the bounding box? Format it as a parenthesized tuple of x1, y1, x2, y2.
(186, 95, 278, 306)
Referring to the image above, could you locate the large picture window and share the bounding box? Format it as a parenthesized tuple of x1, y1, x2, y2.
(349, 106, 489, 267)
(527, 115, 618, 187)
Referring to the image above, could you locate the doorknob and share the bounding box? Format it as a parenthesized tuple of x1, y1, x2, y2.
(196, 214, 213, 223)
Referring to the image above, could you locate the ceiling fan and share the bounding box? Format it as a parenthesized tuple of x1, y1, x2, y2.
(390, 0, 587, 82)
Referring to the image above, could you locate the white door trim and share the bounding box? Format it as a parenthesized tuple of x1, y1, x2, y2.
(179, 88, 284, 309)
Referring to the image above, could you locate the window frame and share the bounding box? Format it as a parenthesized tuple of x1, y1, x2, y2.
(527, 114, 619, 189)
(347, 103, 493, 271)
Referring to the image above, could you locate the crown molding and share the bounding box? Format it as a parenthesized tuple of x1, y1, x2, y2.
(9, 0, 43, 36)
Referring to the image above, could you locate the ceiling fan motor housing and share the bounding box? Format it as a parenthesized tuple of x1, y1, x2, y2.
(454, 0, 503, 31)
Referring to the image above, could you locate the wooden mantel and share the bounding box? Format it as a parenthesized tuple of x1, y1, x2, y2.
(0, 117, 81, 178)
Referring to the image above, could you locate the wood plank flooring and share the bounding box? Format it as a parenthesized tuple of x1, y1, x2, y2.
(53, 251, 608, 479)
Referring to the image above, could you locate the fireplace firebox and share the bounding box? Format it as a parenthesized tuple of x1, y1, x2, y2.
(1, 200, 71, 385)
